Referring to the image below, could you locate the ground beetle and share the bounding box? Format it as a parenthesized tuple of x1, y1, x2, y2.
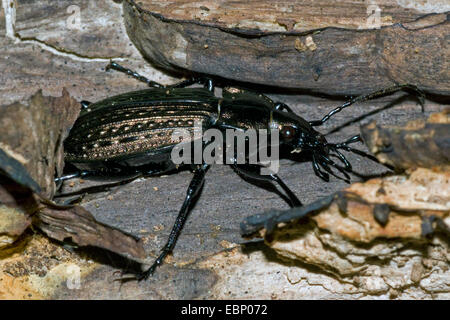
(56, 61, 424, 280)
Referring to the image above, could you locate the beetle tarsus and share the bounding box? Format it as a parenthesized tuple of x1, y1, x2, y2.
(106, 60, 215, 91)
(139, 164, 211, 277)
(106, 61, 164, 88)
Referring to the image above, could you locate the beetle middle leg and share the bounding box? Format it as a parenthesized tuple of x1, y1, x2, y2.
(106, 61, 214, 91)
(136, 163, 210, 280)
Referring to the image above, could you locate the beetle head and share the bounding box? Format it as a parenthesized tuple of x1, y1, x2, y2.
(271, 109, 328, 154)
(271, 108, 356, 183)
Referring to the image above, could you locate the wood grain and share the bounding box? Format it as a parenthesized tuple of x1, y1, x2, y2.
(0, 0, 448, 299)
(123, 0, 450, 95)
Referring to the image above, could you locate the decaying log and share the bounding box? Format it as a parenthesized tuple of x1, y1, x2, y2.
(123, 0, 449, 95)
(361, 108, 450, 170)
(241, 167, 449, 278)
(0, 176, 36, 248)
(0, 90, 78, 247)
(1, 0, 449, 299)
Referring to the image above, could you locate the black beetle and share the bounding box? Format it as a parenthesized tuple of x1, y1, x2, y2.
(57, 61, 424, 279)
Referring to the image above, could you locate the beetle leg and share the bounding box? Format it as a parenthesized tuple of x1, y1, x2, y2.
(309, 84, 425, 126)
(137, 163, 210, 280)
(54, 170, 91, 183)
(80, 100, 91, 109)
(273, 102, 294, 113)
(320, 154, 350, 179)
(330, 149, 352, 171)
(312, 154, 330, 182)
(337, 144, 381, 165)
(106, 61, 215, 91)
(318, 154, 350, 183)
(54, 170, 93, 192)
(232, 163, 302, 207)
(54, 173, 144, 198)
(169, 78, 215, 92)
(105, 61, 165, 88)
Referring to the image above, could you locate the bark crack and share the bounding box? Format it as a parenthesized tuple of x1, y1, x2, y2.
(1, 0, 125, 62)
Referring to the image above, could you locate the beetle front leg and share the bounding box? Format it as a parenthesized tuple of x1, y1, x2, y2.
(232, 163, 302, 207)
(137, 163, 210, 280)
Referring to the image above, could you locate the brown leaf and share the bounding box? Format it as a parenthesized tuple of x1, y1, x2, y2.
(0, 89, 80, 198)
(35, 203, 147, 263)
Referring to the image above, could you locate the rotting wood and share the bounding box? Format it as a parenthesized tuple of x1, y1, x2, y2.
(241, 167, 449, 277)
(123, 0, 449, 95)
(361, 108, 450, 170)
(0, 90, 80, 199)
(0, 0, 449, 299)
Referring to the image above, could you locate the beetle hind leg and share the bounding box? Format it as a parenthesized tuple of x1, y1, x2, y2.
(169, 77, 215, 92)
(106, 61, 215, 91)
(55, 170, 91, 183)
(106, 61, 165, 88)
(80, 100, 91, 109)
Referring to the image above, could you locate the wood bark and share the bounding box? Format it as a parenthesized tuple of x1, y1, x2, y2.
(123, 0, 449, 95)
(0, 0, 448, 300)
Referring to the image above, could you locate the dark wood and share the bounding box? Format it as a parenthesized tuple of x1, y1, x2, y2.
(123, 0, 449, 95)
(361, 108, 450, 170)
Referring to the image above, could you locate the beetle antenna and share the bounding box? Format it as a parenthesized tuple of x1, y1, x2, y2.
(309, 84, 425, 127)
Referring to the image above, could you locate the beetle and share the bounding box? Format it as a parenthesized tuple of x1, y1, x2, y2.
(57, 61, 424, 280)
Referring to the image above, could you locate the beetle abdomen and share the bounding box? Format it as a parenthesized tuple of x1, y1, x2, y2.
(65, 101, 217, 164)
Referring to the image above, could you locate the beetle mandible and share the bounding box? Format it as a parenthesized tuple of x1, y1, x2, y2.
(57, 61, 424, 280)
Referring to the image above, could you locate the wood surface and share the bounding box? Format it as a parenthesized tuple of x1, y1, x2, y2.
(0, 0, 448, 299)
(123, 0, 449, 95)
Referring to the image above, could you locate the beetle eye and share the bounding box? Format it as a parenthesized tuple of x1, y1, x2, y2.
(280, 126, 296, 141)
